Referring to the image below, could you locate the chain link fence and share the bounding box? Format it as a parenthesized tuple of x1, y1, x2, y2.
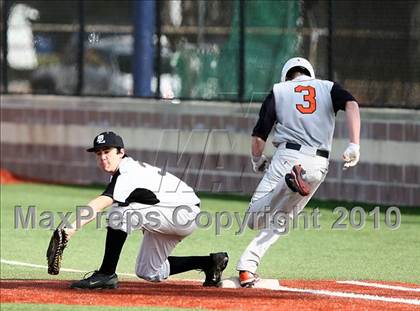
(1, 0, 419, 108)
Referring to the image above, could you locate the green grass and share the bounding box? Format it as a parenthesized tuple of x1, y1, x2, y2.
(1, 183, 420, 284)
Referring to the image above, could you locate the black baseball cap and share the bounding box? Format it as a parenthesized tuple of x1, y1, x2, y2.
(87, 131, 124, 152)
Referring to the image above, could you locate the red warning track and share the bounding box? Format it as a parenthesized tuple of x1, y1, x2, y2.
(1, 279, 419, 310)
(0, 169, 53, 185)
(0, 169, 24, 184)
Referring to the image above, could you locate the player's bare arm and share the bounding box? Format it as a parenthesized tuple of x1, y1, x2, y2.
(65, 195, 114, 239)
(251, 136, 266, 158)
(345, 100, 360, 145)
(343, 100, 361, 169)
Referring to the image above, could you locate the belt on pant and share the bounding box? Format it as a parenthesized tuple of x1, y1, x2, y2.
(285, 142, 329, 159)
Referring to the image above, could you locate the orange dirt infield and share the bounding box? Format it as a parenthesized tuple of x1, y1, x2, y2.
(1, 279, 419, 310)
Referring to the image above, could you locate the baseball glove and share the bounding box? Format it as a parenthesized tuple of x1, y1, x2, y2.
(46, 228, 68, 275)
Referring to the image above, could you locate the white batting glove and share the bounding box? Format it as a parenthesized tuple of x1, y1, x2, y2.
(252, 154, 270, 173)
(342, 143, 360, 170)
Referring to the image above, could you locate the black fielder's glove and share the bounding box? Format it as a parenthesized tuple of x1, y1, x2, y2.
(46, 228, 68, 275)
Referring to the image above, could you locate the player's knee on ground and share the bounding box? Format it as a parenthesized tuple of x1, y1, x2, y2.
(135, 271, 167, 282)
(135, 259, 170, 282)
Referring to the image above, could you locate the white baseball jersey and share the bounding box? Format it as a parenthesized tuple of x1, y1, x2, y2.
(103, 156, 200, 282)
(103, 156, 200, 207)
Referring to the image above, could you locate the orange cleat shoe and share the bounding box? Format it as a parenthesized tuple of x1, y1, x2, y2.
(239, 270, 260, 288)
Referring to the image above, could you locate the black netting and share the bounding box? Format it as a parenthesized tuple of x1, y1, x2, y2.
(1, 0, 419, 107)
(302, 0, 420, 108)
(159, 0, 236, 99)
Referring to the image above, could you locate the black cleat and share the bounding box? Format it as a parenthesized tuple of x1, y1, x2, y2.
(203, 252, 229, 287)
(70, 271, 118, 289)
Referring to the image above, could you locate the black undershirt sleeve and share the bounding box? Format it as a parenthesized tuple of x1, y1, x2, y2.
(330, 83, 356, 113)
(251, 90, 277, 141)
(101, 170, 120, 199)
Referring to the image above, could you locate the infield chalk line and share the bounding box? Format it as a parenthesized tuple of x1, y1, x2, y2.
(337, 280, 420, 292)
(0, 258, 137, 277)
(2, 258, 419, 306)
(277, 285, 420, 306)
(0, 258, 202, 282)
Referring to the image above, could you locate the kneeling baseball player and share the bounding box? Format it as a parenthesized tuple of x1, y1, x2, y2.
(237, 57, 361, 287)
(47, 131, 228, 289)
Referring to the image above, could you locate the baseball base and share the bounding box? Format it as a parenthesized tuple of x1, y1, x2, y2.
(219, 277, 280, 290)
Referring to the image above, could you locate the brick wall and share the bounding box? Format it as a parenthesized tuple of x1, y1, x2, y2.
(1, 95, 419, 207)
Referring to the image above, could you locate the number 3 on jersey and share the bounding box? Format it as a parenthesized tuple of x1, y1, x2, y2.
(294, 85, 316, 114)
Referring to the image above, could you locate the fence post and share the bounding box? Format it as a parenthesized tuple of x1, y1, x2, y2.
(1, 0, 9, 93)
(133, 0, 155, 97)
(154, 0, 161, 99)
(327, 0, 334, 81)
(76, 0, 85, 95)
(238, 0, 245, 102)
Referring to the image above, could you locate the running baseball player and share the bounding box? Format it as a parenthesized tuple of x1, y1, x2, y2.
(237, 57, 361, 287)
(47, 131, 228, 289)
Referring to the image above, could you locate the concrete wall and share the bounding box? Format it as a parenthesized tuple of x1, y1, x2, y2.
(1, 95, 419, 207)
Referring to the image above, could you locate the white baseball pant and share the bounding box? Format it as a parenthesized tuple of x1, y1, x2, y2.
(237, 143, 329, 273)
(107, 203, 200, 281)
